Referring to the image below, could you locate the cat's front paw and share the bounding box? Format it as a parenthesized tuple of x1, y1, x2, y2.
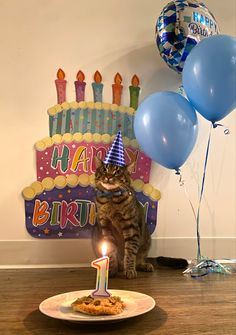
(137, 262, 154, 272)
(125, 269, 137, 279)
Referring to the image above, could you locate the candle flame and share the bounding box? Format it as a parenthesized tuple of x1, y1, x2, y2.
(94, 70, 102, 84)
(57, 68, 65, 80)
(114, 72, 122, 85)
(102, 242, 107, 257)
(131, 74, 140, 87)
(76, 70, 85, 82)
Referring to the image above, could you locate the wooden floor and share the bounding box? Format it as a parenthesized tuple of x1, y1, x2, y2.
(0, 266, 235, 335)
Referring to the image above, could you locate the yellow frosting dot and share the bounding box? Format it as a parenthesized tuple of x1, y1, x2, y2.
(130, 139, 139, 148)
(78, 173, 89, 186)
(101, 134, 111, 144)
(47, 107, 57, 116)
(62, 133, 73, 143)
(89, 174, 95, 186)
(143, 184, 153, 196)
(67, 174, 79, 187)
(52, 134, 63, 144)
(83, 133, 93, 142)
(22, 187, 35, 200)
(30, 181, 44, 195)
(78, 101, 87, 109)
(94, 102, 102, 110)
(127, 107, 135, 115)
(122, 137, 130, 147)
(55, 104, 63, 113)
(93, 133, 102, 143)
(150, 189, 161, 201)
(132, 179, 144, 192)
(102, 103, 110, 110)
(42, 177, 54, 191)
(35, 141, 46, 151)
(61, 102, 70, 110)
(73, 132, 83, 142)
(42, 137, 53, 147)
(70, 101, 80, 109)
(87, 101, 95, 109)
(54, 175, 67, 189)
(111, 103, 118, 111)
(119, 105, 126, 113)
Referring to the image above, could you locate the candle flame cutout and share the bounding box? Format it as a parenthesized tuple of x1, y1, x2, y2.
(131, 74, 140, 87)
(57, 68, 65, 80)
(102, 242, 107, 257)
(76, 70, 85, 82)
(114, 72, 122, 85)
(94, 70, 102, 84)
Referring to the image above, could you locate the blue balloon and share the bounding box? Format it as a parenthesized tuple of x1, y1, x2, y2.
(183, 34, 236, 123)
(134, 92, 198, 171)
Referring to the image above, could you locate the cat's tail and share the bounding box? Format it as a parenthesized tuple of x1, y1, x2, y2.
(156, 256, 188, 269)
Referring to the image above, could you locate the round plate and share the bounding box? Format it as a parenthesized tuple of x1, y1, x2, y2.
(39, 289, 156, 323)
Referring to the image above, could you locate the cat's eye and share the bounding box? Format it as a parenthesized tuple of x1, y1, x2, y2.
(114, 169, 121, 176)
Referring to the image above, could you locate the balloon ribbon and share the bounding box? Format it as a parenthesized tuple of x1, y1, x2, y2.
(183, 123, 232, 277)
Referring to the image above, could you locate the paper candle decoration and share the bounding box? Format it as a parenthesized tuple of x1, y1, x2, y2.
(74, 70, 86, 102)
(55, 69, 67, 104)
(112, 73, 123, 105)
(129, 74, 140, 110)
(92, 71, 103, 102)
(91, 242, 111, 298)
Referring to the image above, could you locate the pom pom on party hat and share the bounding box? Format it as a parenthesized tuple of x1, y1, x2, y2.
(103, 131, 126, 166)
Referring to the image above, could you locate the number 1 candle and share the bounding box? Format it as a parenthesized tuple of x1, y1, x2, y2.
(91, 242, 111, 298)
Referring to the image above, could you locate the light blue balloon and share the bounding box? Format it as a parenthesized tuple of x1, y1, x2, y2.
(134, 91, 198, 171)
(183, 34, 236, 123)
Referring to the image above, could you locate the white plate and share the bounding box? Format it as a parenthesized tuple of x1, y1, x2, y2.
(39, 289, 156, 323)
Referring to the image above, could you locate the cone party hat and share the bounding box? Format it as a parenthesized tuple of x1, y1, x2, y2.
(103, 131, 126, 166)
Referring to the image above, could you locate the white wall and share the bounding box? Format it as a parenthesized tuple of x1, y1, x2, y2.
(0, 0, 235, 266)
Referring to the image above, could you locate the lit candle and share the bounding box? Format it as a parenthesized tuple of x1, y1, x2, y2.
(74, 70, 86, 102)
(91, 242, 111, 298)
(129, 74, 140, 110)
(112, 72, 123, 105)
(55, 68, 67, 104)
(92, 70, 103, 102)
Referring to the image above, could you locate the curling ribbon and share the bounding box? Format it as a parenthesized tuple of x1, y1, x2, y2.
(196, 124, 213, 260)
(178, 172, 197, 223)
(183, 122, 232, 277)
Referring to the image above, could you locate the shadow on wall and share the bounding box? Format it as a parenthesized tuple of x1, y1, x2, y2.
(100, 43, 182, 102)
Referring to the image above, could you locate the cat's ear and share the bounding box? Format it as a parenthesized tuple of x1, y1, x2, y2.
(94, 156, 103, 169)
(126, 161, 135, 174)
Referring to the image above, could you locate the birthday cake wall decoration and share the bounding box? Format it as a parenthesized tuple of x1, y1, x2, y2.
(22, 69, 161, 239)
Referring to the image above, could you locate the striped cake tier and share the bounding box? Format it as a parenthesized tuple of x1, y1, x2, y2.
(48, 101, 136, 139)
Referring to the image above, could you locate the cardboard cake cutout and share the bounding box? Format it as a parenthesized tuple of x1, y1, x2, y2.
(22, 70, 161, 239)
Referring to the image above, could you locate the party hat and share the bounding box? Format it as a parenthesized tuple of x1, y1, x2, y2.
(103, 131, 126, 166)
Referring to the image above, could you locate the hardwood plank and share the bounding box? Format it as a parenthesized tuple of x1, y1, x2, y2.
(0, 267, 235, 335)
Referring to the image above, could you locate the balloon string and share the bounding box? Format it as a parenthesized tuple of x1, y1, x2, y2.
(178, 173, 197, 223)
(212, 122, 230, 135)
(196, 124, 213, 261)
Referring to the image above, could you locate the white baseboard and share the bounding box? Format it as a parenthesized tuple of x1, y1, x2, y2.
(0, 237, 235, 269)
(149, 237, 236, 260)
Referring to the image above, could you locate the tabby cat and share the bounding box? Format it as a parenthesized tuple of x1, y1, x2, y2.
(92, 156, 154, 279)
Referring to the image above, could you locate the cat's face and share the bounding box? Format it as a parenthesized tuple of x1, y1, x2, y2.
(94, 157, 134, 191)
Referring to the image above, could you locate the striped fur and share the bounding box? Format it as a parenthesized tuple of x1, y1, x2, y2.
(92, 157, 154, 279)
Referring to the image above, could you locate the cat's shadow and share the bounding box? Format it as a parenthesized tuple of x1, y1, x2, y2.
(24, 306, 167, 334)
